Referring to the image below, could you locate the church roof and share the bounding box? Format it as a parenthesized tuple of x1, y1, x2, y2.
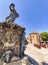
(29, 32, 39, 35)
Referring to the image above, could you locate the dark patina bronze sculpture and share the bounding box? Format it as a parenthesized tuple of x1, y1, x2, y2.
(6, 3, 19, 23)
(0, 3, 25, 63)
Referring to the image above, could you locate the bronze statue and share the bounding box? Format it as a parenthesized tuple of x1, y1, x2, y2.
(6, 3, 19, 23)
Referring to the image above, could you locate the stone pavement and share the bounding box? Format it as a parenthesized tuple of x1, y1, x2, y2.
(0, 56, 32, 65)
(25, 44, 48, 65)
(0, 56, 22, 65)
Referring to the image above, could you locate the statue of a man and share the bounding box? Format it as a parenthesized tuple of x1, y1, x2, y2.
(6, 3, 19, 23)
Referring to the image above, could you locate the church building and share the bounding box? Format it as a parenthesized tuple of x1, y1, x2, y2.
(27, 32, 40, 44)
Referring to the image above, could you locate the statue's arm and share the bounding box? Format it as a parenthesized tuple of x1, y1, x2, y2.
(6, 14, 11, 20)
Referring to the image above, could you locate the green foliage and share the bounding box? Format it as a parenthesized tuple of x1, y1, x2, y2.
(40, 32, 48, 41)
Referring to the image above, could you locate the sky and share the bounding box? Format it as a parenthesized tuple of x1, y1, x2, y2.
(0, 0, 48, 37)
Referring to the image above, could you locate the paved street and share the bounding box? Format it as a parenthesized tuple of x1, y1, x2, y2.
(25, 44, 48, 65)
(0, 56, 22, 65)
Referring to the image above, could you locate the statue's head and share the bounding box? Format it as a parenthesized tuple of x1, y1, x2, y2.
(9, 3, 15, 11)
(10, 3, 15, 7)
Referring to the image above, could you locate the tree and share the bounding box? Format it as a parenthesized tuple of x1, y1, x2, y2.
(40, 32, 48, 43)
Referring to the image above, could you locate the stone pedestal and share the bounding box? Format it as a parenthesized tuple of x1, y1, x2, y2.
(0, 22, 25, 57)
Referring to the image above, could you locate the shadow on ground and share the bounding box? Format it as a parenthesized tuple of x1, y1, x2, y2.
(9, 56, 20, 63)
(42, 62, 48, 65)
(24, 54, 39, 65)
